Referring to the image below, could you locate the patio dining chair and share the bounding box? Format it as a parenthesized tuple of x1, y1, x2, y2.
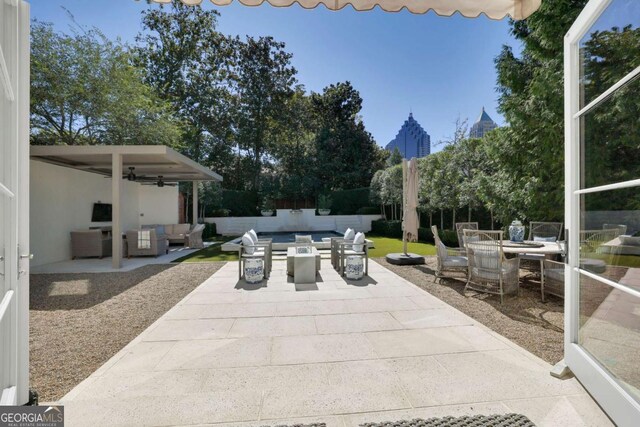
(432, 225, 467, 280)
(542, 259, 565, 301)
(520, 222, 564, 278)
(455, 222, 479, 248)
(331, 228, 355, 268)
(464, 229, 520, 304)
(603, 223, 627, 237)
(185, 224, 205, 249)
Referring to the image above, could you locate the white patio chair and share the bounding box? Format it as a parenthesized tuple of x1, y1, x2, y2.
(542, 259, 564, 301)
(337, 232, 369, 277)
(464, 229, 520, 304)
(238, 231, 272, 280)
(432, 225, 467, 280)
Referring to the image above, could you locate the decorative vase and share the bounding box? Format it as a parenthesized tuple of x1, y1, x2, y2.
(345, 255, 364, 280)
(318, 209, 331, 216)
(244, 258, 264, 284)
(261, 210, 273, 217)
(509, 220, 525, 242)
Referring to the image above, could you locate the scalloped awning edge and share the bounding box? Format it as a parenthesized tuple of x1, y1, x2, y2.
(150, 0, 542, 20)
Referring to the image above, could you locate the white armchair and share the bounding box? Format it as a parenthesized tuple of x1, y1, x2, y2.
(432, 225, 467, 280)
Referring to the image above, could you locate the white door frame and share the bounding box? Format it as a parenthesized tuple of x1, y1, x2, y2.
(564, 0, 640, 425)
(0, 0, 30, 406)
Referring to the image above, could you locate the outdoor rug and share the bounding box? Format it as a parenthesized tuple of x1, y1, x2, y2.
(359, 414, 535, 427)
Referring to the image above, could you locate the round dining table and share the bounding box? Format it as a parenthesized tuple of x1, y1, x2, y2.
(499, 240, 566, 256)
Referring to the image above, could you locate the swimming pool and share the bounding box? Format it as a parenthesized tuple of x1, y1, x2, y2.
(257, 230, 342, 244)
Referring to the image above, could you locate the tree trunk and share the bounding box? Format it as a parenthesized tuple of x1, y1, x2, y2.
(452, 209, 456, 230)
(429, 212, 433, 228)
(468, 205, 471, 222)
(490, 208, 495, 230)
(440, 209, 444, 230)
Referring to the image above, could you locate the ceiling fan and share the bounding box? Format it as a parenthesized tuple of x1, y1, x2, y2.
(122, 167, 148, 182)
(140, 176, 178, 188)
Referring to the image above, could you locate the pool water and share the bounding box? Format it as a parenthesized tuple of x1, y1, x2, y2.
(257, 231, 342, 243)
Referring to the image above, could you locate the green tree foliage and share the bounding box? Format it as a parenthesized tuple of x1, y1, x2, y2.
(30, 21, 181, 146)
(387, 147, 403, 166)
(233, 35, 298, 192)
(310, 82, 386, 192)
(135, 1, 236, 170)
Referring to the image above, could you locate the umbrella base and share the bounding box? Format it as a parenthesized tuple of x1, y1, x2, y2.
(385, 253, 425, 265)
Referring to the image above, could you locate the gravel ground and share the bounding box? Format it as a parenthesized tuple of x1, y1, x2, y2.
(376, 256, 566, 364)
(30, 262, 224, 402)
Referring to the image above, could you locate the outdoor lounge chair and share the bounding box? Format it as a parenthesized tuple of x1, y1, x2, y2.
(126, 229, 169, 258)
(464, 229, 520, 304)
(432, 225, 467, 280)
(330, 228, 355, 268)
(455, 222, 479, 248)
(185, 224, 205, 248)
(238, 230, 272, 280)
(70, 229, 112, 259)
(336, 232, 369, 277)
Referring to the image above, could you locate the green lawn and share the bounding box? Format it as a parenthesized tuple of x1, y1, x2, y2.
(175, 234, 436, 262)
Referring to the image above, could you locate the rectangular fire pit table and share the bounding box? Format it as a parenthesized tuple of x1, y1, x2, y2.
(287, 246, 321, 284)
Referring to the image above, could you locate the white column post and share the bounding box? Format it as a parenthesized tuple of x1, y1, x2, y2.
(192, 181, 199, 225)
(112, 153, 122, 269)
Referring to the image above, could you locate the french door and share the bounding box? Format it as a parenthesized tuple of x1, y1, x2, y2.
(565, 0, 640, 425)
(0, 0, 30, 406)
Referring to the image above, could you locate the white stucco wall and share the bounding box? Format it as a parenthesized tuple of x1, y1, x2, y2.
(30, 160, 178, 267)
(206, 209, 382, 236)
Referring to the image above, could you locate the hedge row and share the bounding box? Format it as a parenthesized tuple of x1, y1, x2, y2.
(331, 187, 373, 215)
(222, 190, 258, 217)
(371, 219, 459, 247)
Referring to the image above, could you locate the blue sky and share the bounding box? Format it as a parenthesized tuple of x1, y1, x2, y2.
(29, 0, 520, 150)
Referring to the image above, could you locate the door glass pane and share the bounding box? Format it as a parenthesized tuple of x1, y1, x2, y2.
(580, 0, 640, 108)
(579, 273, 640, 401)
(580, 76, 640, 189)
(580, 187, 640, 287)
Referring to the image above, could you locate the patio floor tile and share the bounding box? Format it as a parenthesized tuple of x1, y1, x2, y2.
(390, 308, 475, 329)
(166, 302, 278, 319)
(503, 395, 615, 427)
(143, 318, 235, 341)
(154, 337, 272, 370)
(314, 312, 404, 334)
(228, 315, 317, 337)
(271, 333, 378, 365)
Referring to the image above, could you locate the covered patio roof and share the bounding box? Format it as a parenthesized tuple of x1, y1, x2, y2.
(30, 145, 221, 269)
(30, 145, 222, 183)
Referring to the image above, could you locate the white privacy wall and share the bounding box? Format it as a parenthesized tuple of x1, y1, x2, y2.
(30, 160, 178, 267)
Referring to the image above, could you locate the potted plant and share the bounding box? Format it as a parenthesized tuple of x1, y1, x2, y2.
(260, 198, 275, 216)
(317, 194, 332, 216)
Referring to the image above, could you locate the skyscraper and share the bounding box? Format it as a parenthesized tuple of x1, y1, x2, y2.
(469, 107, 498, 138)
(385, 113, 431, 159)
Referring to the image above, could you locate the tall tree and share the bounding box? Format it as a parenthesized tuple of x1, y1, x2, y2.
(311, 82, 386, 192)
(490, 0, 589, 221)
(135, 0, 236, 169)
(30, 21, 181, 146)
(233, 35, 298, 192)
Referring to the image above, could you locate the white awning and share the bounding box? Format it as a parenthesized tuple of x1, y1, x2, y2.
(153, 0, 541, 20)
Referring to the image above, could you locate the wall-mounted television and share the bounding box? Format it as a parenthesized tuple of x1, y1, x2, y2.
(91, 203, 112, 222)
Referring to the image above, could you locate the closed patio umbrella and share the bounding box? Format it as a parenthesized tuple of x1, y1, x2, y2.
(154, 0, 541, 20)
(403, 157, 419, 251)
(387, 157, 424, 265)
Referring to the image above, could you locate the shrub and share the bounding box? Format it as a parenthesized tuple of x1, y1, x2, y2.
(206, 208, 230, 217)
(371, 219, 403, 238)
(331, 187, 370, 215)
(222, 190, 258, 217)
(203, 222, 217, 240)
(356, 206, 380, 215)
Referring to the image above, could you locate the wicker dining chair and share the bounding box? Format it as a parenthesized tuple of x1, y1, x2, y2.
(528, 222, 563, 241)
(603, 223, 627, 237)
(542, 259, 565, 301)
(464, 229, 520, 304)
(432, 225, 468, 280)
(455, 222, 479, 248)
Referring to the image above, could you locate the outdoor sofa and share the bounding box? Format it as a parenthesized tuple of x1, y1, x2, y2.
(126, 229, 169, 258)
(142, 223, 192, 245)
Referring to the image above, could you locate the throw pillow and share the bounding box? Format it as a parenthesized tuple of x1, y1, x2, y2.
(353, 232, 365, 252)
(248, 229, 259, 244)
(344, 228, 355, 240)
(242, 233, 255, 255)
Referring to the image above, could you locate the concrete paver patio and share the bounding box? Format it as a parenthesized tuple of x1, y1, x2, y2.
(59, 259, 613, 426)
